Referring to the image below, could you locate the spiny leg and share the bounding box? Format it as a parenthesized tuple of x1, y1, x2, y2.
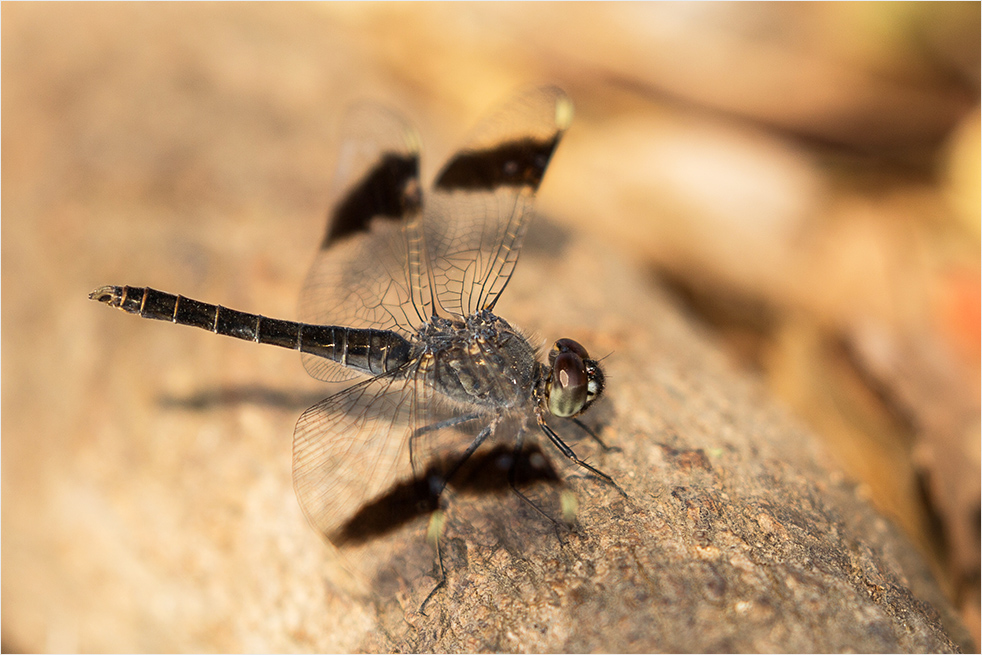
(420, 511, 447, 616)
(537, 416, 628, 499)
(408, 412, 482, 484)
(429, 420, 496, 499)
(505, 427, 569, 544)
(418, 419, 496, 613)
(572, 416, 620, 453)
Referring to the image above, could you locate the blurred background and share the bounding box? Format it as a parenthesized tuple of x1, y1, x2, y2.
(3, 3, 978, 650)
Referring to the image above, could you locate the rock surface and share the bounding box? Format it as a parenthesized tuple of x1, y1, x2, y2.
(2, 4, 971, 652)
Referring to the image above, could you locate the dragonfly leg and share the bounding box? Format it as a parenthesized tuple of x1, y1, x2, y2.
(419, 513, 447, 616)
(505, 427, 569, 544)
(417, 419, 496, 612)
(408, 413, 482, 483)
(429, 421, 496, 499)
(537, 416, 627, 499)
(572, 417, 621, 453)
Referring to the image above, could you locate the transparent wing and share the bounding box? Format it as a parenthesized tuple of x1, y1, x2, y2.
(293, 366, 422, 543)
(299, 103, 431, 382)
(425, 86, 572, 317)
(292, 359, 490, 548)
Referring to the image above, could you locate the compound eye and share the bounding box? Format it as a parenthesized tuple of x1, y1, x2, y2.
(549, 338, 589, 366)
(548, 351, 588, 418)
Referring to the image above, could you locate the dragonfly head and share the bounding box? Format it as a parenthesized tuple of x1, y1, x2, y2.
(545, 338, 605, 418)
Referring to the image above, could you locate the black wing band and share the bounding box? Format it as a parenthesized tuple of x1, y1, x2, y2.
(434, 136, 561, 192)
(324, 152, 421, 247)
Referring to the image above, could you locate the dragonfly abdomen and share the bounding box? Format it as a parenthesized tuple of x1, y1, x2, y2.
(89, 285, 412, 376)
(299, 324, 412, 376)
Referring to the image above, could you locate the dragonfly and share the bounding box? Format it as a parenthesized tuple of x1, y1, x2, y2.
(90, 86, 620, 592)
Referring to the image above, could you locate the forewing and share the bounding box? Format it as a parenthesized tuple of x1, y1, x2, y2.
(300, 103, 430, 382)
(425, 86, 572, 316)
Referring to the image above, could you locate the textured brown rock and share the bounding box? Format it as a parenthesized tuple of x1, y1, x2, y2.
(340, 230, 969, 652)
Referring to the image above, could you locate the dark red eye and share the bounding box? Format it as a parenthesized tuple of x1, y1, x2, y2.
(548, 351, 588, 417)
(549, 338, 589, 366)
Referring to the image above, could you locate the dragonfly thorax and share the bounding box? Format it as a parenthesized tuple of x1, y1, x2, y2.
(419, 310, 539, 412)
